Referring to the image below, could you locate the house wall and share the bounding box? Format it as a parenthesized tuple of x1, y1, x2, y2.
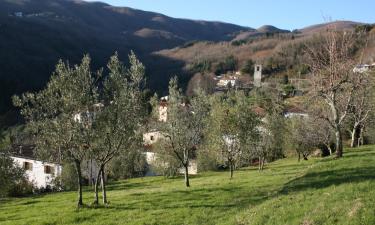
(159, 105, 168, 122)
(284, 112, 309, 118)
(11, 157, 62, 188)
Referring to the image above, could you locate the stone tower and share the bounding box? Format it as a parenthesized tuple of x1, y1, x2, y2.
(254, 64, 262, 87)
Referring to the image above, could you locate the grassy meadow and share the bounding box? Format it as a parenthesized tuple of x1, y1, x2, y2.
(1, 146, 374, 225)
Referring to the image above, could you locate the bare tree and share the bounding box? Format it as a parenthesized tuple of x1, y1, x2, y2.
(306, 28, 357, 157)
(348, 70, 374, 147)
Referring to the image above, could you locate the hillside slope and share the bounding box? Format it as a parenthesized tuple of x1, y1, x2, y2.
(0, 0, 250, 115)
(1, 146, 374, 225)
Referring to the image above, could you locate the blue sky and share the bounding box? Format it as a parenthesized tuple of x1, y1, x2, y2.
(87, 0, 375, 30)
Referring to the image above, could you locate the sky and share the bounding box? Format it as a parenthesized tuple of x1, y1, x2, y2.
(86, 0, 375, 30)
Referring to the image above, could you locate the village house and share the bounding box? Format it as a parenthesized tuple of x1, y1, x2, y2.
(10, 145, 62, 189)
(284, 106, 309, 118)
(353, 63, 375, 73)
(158, 96, 168, 122)
(215, 75, 240, 88)
(142, 96, 198, 175)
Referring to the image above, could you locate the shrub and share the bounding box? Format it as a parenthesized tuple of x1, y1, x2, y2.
(214, 55, 238, 75)
(8, 179, 35, 197)
(240, 59, 254, 74)
(283, 84, 295, 97)
(58, 162, 78, 191)
(197, 149, 218, 172)
(108, 150, 147, 180)
(0, 153, 30, 197)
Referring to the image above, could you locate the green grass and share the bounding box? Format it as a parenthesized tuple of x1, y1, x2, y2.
(1, 146, 375, 225)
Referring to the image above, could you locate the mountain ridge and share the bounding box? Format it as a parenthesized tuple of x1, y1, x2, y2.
(0, 0, 370, 127)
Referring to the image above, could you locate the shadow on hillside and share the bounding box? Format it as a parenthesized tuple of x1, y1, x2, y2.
(110, 185, 272, 212)
(107, 174, 205, 191)
(280, 166, 375, 194)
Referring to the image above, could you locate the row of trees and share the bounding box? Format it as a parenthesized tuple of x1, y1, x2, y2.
(13, 52, 146, 207)
(153, 80, 288, 184)
(9, 27, 374, 205)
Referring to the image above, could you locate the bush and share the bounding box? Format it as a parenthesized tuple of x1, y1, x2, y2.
(197, 149, 218, 172)
(8, 179, 35, 197)
(231, 40, 247, 46)
(283, 84, 295, 97)
(240, 59, 254, 75)
(0, 153, 30, 197)
(108, 150, 147, 180)
(187, 60, 211, 74)
(214, 55, 238, 75)
(58, 162, 78, 191)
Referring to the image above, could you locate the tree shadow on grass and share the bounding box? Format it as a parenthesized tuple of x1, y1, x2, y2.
(111, 185, 272, 214)
(280, 166, 375, 194)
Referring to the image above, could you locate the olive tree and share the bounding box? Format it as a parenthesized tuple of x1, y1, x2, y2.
(208, 91, 260, 178)
(91, 52, 146, 205)
(158, 77, 210, 187)
(13, 55, 98, 207)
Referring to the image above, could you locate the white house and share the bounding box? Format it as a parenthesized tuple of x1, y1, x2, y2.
(10, 146, 62, 189)
(284, 106, 309, 118)
(159, 97, 168, 122)
(353, 64, 375, 73)
(142, 96, 198, 175)
(216, 75, 240, 88)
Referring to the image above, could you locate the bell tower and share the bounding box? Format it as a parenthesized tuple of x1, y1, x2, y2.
(254, 64, 262, 87)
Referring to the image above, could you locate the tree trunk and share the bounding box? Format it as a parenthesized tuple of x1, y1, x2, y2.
(230, 162, 234, 178)
(298, 152, 301, 162)
(260, 158, 265, 170)
(350, 124, 358, 148)
(100, 166, 107, 204)
(359, 126, 364, 146)
(74, 159, 83, 208)
(334, 125, 343, 158)
(184, 164, 190, 187)
(325, 144, 333, 155)
(93, 167, 102, 205)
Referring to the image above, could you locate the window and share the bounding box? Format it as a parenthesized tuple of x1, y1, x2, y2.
(257, 66, 260, 71)
(150, 135, 154, 141)
(44, 165, 54, 174)
(23, 161, 33, 171)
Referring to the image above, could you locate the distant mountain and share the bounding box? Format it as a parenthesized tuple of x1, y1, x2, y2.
(232, 25, 290, 41)
(0, 0, 369, 128)
(257, 25, 290, 33)
(297, 21, 362, 34)
(0, 0, 251, 116)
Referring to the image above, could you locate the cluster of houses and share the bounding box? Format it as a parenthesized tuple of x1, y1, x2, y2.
(143, 96, 198, 176)
(214, 64, 263, 91)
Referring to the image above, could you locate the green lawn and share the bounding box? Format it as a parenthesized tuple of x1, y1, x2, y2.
(1, 146, 375, 225)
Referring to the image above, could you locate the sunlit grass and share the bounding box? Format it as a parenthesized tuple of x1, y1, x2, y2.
(1, 146, 374, 225)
